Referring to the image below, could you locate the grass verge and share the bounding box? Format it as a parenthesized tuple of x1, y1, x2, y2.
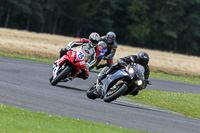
(0, 51, 54, 63)
(127, 90, 200, 119)
(150, 71, 200, 85)
(0, 104, 145, 133)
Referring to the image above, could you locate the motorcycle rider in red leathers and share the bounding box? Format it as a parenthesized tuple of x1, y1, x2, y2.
(57, 32, 101, 80)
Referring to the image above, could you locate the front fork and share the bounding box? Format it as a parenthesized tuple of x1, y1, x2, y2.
(53, 66, 59, 79)
(95, 66, 110, 94)
(53, 63, 68, 79)
(111, 80, 129, 91)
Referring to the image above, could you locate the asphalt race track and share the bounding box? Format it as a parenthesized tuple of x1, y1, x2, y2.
(0, 57, 200, 133)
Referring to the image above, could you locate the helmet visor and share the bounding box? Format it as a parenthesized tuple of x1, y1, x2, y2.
(107, 38, 113, 43)
(138, 59, 149, 66)
(91, 40, 99, 45)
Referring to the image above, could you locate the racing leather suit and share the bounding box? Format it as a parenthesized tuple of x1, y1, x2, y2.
(98, 55, 150, 82)
(94, 55, 150, 97)
(97, 36, 118, 68)
(116, 55, 150, 79)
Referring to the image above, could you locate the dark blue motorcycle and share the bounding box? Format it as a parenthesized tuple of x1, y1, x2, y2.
(86, 63, 152, 102)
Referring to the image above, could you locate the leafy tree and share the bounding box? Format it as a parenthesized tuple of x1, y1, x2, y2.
(2, 0, 30, 28)
(126, 0, 150, 47)
(0, 0, 200, 56)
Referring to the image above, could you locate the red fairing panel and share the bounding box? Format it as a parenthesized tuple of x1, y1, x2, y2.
(58, 50, 86, 69)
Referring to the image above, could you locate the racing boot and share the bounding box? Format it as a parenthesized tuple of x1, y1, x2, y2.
(97, 63, 117, 83)
(93, 80, 103, 98)
(96, 66, 110, 85)
(70, 68, 81, 79)
(77, 69, 89, 80)
(93, 89, 102, 98)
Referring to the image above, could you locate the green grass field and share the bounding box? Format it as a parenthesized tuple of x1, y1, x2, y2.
(0, 104, 145, 133)
(150, 71, 200, 85)
(127, 90, 200, 119)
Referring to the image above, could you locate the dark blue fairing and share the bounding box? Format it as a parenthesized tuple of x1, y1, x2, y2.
(102, 69, 130, 94)
(100, 63, 145, 96)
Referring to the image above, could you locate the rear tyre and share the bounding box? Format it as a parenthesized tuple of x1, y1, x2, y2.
(104, 84, 128, 103)
(51, 66, 71, 86)
(86, 83, 98, 100)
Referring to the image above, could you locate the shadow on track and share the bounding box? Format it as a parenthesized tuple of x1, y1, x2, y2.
(56, 84, 86, 92)
(110, 101, 172, 114)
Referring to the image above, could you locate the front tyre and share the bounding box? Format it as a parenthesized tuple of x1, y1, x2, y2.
(49, 76, 53, 82)
(51, 66, 71, 86)
(104, 84, 128, 103)
(130, 89, 139, 96)
(86, 83, 98, 100)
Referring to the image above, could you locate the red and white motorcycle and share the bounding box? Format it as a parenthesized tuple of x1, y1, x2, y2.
(49, 49, 87, 86)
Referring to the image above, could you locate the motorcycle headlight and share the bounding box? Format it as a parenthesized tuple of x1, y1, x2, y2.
(128, 68, 134, 75)
(135, 80, 143, 86)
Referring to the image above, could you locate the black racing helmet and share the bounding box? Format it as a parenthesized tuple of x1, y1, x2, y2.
(137, 51, 149, 66)
(106, 31, 116, 43)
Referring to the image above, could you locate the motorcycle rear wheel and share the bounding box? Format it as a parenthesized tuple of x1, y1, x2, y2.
(86, 83, 98, 100)
(51, 66, 71, 86)
(104, 83, 128, 103)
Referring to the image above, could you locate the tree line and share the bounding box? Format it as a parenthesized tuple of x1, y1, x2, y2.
(0, 0, 200, 56)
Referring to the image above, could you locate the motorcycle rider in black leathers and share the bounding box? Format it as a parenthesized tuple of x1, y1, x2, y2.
(96, 31, 118, 69)
(96, 51, 150, 96)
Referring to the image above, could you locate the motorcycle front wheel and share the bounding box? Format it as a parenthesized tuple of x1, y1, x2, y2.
(104, 83, 128, 103)
(86, 83, 98, 100)
(51, 66, 71, 86)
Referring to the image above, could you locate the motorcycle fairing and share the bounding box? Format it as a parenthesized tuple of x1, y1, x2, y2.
(76, 50, 86, 61)
(58, 50, 86, 69)
(102, 69, 131, 95)
(129, 66, 145, 81)
(126, 64, 145, 81)
(53, 66, 59, 79)
(133, 64, 145, 80)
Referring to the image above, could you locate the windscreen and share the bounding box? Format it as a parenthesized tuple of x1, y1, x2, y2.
(134, 64, 145, 79)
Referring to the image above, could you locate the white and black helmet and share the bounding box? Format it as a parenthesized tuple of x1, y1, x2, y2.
(89, 32, 100, 47)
